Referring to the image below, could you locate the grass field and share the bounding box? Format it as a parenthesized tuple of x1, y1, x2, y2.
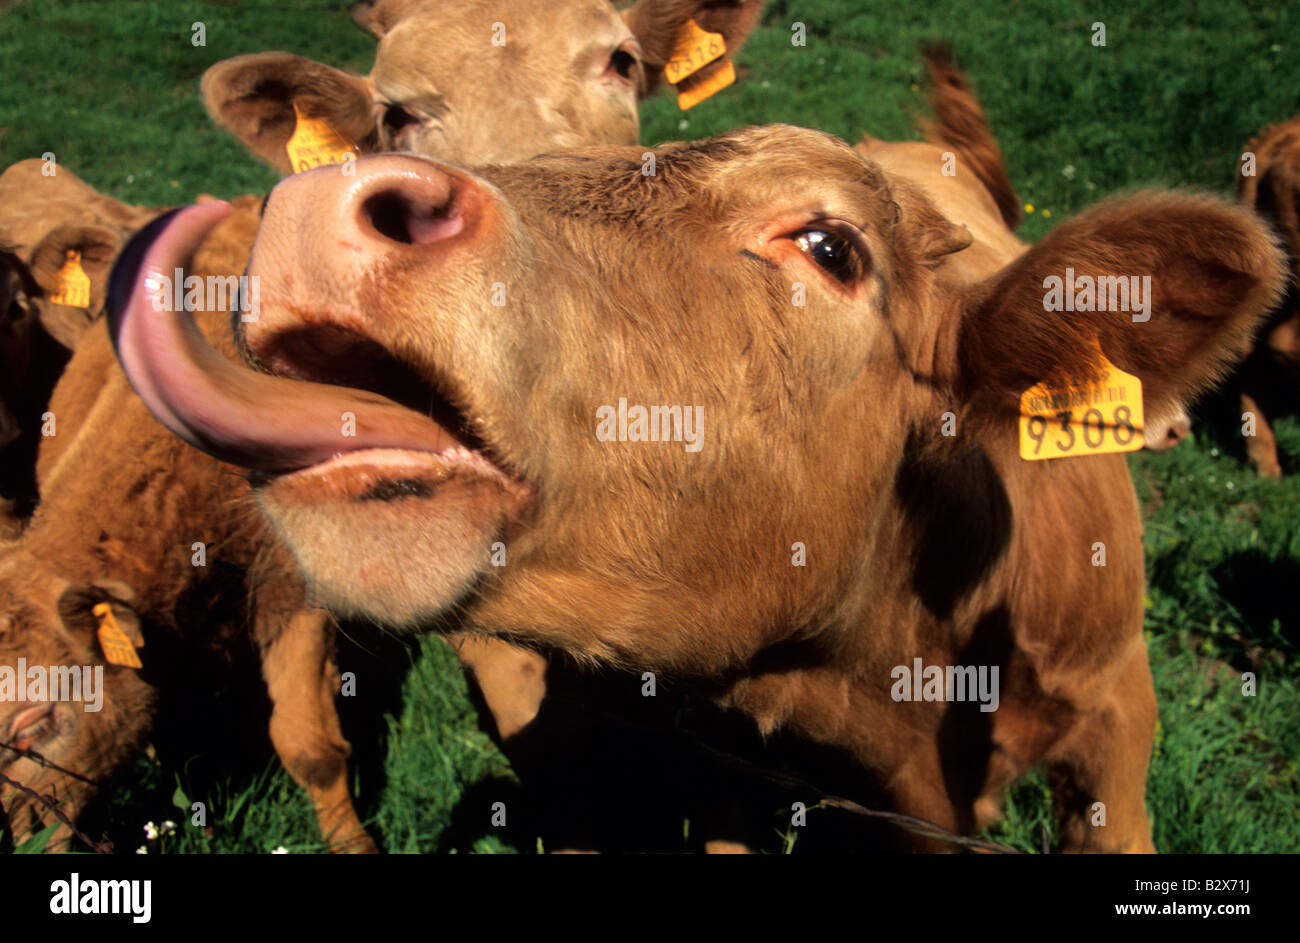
(1, 0, 1297, 853)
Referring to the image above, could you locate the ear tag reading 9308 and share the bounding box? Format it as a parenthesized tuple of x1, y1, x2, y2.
(1019, 352, 1145, 460)
(50, 250, 91, 307)
(666, 19, 733, 110)
(94, 602, 143, 669)
(285, 104, 356, 174)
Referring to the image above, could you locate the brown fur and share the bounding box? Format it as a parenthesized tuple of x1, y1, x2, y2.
(0, 161, 161, 509)
(207, 125, 1285, 851)
(914, 43, 1021, 231)
(1232, 117, 1300, 478)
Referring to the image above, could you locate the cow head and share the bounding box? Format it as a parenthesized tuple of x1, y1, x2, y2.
(0, 557, 154, 848)
(202, 0, 762, 172)
(109, 127, 1286, 675)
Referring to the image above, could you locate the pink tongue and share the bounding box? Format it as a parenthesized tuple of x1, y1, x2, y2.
(107, 202, 453, 474)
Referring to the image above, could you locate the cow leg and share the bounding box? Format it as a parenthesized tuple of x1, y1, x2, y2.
(451, 634, 548, 742)
(1241, 392, 1282, 478)
(260, 608, 377, 853)
(1044, 647, 1157, 853)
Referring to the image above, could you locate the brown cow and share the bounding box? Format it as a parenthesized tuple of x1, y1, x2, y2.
(1, 0, 763, 851)
(0, 160, 160, 510)
(1234, 117, 1300, 478)
(110, 126, 1285, 851)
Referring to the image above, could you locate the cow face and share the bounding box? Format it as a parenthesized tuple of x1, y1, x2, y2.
(0, 563, 154, 848)
(202, 0, 762, 173)
(110, 126, 1286, 675)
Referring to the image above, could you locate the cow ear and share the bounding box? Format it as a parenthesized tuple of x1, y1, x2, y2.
(958, 192, 1288, 420)
(624, 0, 763, 97)
(350, 0, 422, 38)
(56, 580, 145, 648)
(28, 224, 121, 347)
(202, 52, 378, 175)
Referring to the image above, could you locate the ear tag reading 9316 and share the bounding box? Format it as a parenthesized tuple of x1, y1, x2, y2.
(49, 250, 91, 307)
(665, 19, 726, 84)
(1019, 353, 1145, 460)
(93, 602, 143, 669)
(285, 104, 356, 174)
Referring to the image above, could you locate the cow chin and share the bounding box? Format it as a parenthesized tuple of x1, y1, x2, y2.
(256, 449, 529, 628)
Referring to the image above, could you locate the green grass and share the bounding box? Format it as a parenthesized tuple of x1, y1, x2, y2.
(2, 0, 1298, 853)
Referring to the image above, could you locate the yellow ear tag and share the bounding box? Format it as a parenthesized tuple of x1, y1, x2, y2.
(677, 60, 736, 110)
(1019, 352, 1145, 460)
(665, 19, 726, 86)
(285, 104, 357, 174)
(49, 249, 91, 307)
(93, 602, 143, 670)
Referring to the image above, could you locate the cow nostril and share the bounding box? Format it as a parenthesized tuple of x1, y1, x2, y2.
(361, 190, 463, 246)
(365, 193, 415, 244)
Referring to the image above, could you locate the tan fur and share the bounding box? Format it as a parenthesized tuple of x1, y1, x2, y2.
(2, 0, 764, 850)
(224, 125, 1285, 851)
(203, 0, 762, 174)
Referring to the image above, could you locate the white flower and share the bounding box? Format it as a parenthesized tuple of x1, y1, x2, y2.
(678, 119, 689, 131)
(271, 846, 289, 854)
(161, 820, 176, 834)
(136, 846, 147, 855)
(1062, 165, 1076, 179)
(143, 822, 159, 840)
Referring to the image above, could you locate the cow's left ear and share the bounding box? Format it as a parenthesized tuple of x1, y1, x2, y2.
(958, 191, 1288, 419)
(29, 224, 122, 347)
(202, 52, 378, 175)
(624, 0, 764, 97)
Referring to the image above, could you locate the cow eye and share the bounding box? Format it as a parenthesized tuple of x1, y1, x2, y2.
(609, 48, 637, 80)
(793, 229, 859, 283)
(382, 103, 420, 136)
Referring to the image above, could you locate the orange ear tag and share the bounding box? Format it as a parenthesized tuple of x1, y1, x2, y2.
(677, 60, 736, 110)
(665, 19, 727, 86)
(93, 602, 143, 669)
(285, 104, 357, 174)
(1019, 351, 1145, 460)
(49, 250, 91, 307)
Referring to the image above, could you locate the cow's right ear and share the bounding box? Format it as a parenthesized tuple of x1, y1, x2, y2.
(202, 52, 378, 175)
(350, 0, 422, 38)
(28, 225, 121, 347)
(624, 0, 764, 97)
(957, 191, 1288, 421)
